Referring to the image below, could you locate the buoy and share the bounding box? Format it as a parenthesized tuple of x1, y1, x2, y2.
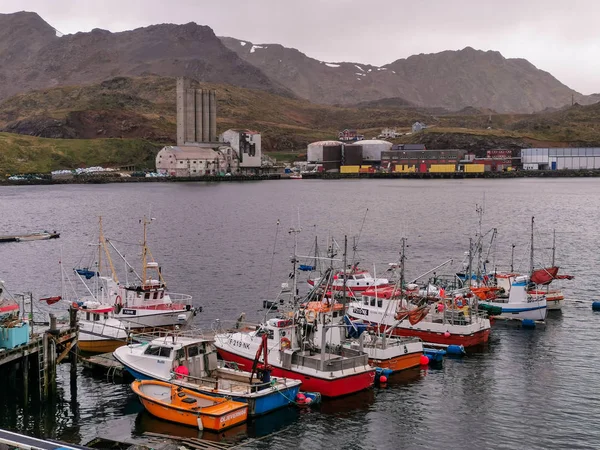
(296, 393, 306, 401)
(437, 303, 444, 312)
(420, 354, 430, 365)
(593, 301, 600, 311)
(446, 345, 465, 356)
(444, 331, 451, 338)
(522, 319, 536, 328)
(379, 375, 388, 383)
(305, 397, 312, 404)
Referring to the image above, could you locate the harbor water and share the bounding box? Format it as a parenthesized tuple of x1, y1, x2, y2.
(0, 178, 598, 449)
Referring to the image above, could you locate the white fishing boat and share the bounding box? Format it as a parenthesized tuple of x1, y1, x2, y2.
(477, 275, 547, 321)
(114, 334, 303, 416)
(307, 266, 390, 294)
(74, 217, 197, 332)
(347, 239, 491, 348)
(72, 300, 129, 353)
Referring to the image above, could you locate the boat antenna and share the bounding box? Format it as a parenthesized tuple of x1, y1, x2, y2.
(510, 244, 516, 273)
(265, 219, 281, 301)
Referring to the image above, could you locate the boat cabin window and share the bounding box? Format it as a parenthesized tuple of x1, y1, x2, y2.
(377, 299, 383, 308)
(93, 313, 100, 321)
(363, 297, 368, 305)
(86, 312, 90, 321)
(332, 311, 338, 318)
(355, 274, 365, 280)
(159, 292, 164, 299)
(187, 345, 204, 358)
(176, 348, 185, 360)
(144, 345, 172, 358)
(145, 293, 151, 300)
(104, 313, 109, 319)
(370, 297, 376, 307)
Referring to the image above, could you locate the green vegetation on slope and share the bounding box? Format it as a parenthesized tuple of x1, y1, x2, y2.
(2, 76, 600, 173)
(0, 133, 160, 174)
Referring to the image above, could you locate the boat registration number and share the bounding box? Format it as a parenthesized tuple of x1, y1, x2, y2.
(221, 408, 246, 423)
(352, 307, 369, 316)
(121, 309, 137, 315)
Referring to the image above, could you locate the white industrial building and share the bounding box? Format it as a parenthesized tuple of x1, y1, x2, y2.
(156, 145, 237, 177)
(220, 129, 262, 169)
(521, 148, 600, 170)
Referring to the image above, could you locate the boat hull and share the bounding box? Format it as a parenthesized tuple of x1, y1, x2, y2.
(78, 339, 125, 354)
(369, 351, 422, 372)
(376, 326, 490, 348)
(480, 301, 547, 321)
(116, 309, 194, 329)
(133, 383, 247, 431)
(217, 348, 374, 398)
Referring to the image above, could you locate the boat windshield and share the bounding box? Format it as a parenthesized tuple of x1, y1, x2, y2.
(143, 345, 172, 358)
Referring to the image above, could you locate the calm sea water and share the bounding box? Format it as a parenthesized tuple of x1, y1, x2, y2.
(0, 179, 598, 449)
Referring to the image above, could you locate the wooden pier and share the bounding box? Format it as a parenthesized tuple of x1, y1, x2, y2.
(0, 309, 78, 400)
(80, 352, 132, 381)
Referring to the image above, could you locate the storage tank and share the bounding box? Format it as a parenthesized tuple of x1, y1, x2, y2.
(322, 144, 343, 171)
(307, 141, 343, 163)
(359, 140, 393, 162)
(343, 145, 363, 165)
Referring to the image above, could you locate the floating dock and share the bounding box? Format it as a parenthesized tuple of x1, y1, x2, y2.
(490, 316, 547, 329)
(0, 428, 89, 450)
(0, 232, 60, 243)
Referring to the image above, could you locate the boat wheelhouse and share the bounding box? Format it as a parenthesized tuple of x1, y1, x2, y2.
(214, 316, 375, 398)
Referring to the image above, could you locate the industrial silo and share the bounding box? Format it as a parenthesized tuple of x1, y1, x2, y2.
(322, 144, 343, 171)
(360, 139, 393, 162)
(307, 140, 343, 163)
(343, 144, 363, 166)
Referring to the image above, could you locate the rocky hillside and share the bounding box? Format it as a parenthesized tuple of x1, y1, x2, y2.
(222, 37, 600, 113)
(0, 11, 290, 102)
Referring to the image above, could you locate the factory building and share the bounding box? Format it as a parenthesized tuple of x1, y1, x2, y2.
(157, 77, 263, 177)
(381, 149, 466, 172)
(220, 129, 262, 170)
(521, 148, 600, 170)
(156, 146, 236, 176)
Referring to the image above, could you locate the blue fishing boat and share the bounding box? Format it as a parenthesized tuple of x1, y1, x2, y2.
(114, 334, 302, 416)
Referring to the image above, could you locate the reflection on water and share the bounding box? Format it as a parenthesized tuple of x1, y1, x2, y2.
(1, 179, 600, 449)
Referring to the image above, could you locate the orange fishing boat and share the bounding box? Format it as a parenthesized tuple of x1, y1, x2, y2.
(131, 380, 248, 431)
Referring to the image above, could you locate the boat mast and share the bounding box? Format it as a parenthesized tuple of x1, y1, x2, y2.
(530, 216, 535, 276)
(289, 225, 301, 306)
(551, 229, 556, 266)
(99, 217, 118, 283)
(476, 205, 483, 285)
(342, 236, 348, 307)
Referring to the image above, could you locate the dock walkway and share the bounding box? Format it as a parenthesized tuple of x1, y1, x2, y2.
(0, 428, 89, 450)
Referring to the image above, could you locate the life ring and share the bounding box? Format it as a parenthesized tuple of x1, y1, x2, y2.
(454, 297, 465, 308)
(116, 295, 122, 305)
(305, 309, 317, 322)
(280, 337, 291, 350)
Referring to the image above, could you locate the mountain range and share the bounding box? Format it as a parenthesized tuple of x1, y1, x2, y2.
(1, 11, 598, 113)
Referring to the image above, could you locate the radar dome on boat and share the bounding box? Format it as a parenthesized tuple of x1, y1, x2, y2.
(147, 262, 159, 268)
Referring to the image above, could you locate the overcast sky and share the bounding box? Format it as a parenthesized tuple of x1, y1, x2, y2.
(3, 0, 599, 94)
